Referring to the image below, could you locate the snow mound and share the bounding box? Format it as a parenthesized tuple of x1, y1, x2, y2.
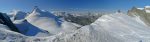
(25, 6, 61, 34)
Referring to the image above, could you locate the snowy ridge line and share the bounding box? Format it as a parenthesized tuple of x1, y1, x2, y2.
(1, 13, 150, 42)
(2, 6, 150, 42)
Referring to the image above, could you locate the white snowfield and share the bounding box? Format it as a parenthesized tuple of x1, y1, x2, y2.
(1, 12, 150, 42)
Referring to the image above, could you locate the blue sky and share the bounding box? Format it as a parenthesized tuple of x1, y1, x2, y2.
(0, 0, 150, 13)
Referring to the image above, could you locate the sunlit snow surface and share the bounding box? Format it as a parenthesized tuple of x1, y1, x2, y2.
(25, 7, 62, 35)
(91, 13, 150, 42)
(1, 13, 150, 42)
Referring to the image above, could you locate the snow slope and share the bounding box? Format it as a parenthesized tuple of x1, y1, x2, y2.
(13, 19, 51, 36)
(0, 24, 26, 42)
(61, 21, 82, 33)
(47, 13, 150, 42)
(2, 6, 150, 42)
(90, 13, 150, 42)
(9, 10, 27, 21)
(25, 6, 61, 34)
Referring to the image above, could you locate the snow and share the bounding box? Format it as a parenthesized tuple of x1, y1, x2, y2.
(145, 6, 150, 8)
(91, 13, 150, 42)
(25, 6, 62, 34)
(9, 10, 27, 21)
(13, 19, 51, 36)
(61, 21, 82, 33)
(145, 10, 150, 13)
(137, 8, 144, 10)
(0, 24, 10, 30)
(144, 6, 150, 13)
(132, 15, 147, 26)
(0, 26, 26, 42)
(1, 13, 150, 42)
(2, 6, 150, 42)
(128, 6, 150, 26)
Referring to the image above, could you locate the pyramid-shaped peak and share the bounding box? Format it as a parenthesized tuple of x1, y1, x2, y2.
(32, 6, 42, 13)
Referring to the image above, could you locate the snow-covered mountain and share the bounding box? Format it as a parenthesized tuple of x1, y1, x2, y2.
(1, 13, 150, 42)
(5, 7, 53, 36)
(9, 10, 27, 21)
(13, 19, 51, 36)
(90, 13, 150, 42)
(25, 6, 62, 35)
(1, 6, 150, 42)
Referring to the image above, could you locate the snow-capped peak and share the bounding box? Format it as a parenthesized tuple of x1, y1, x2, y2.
(32, 6, 42, 13)
(25, 6, 62, 35)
